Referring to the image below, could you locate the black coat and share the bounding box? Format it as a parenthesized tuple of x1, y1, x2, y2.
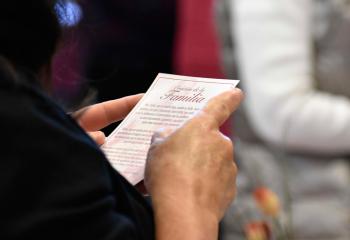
(0, 66, 154, 239)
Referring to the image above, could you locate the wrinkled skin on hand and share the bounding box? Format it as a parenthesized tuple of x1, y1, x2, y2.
(145, 89, 243, 222)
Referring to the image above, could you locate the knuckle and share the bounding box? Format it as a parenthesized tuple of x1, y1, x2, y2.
(231, 161, 238, 175)
(196, 115, 212, 130)
(217, 101, 230, 118)
(221, 136, 234, 155)
(193, 111, 215, 129)
(224, 155, 237, 177)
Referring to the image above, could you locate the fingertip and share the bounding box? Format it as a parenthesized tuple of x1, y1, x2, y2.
(225, 88, 244, 109)
(96, 131, 106, 146)
(229, 87, 244, 100)
(233, 87, 242, 94)
(89, 131, 106, 146)
(134, 93, 145, 98)
(200, 88, 244, 128)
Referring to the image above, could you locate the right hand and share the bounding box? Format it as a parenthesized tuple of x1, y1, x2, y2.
(144, 88, 243, 233)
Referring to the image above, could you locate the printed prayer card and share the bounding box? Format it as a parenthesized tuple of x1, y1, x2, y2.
(101, 73, 240, 185)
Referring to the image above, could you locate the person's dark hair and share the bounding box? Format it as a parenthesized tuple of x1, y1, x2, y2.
(0, 0, 62, 87)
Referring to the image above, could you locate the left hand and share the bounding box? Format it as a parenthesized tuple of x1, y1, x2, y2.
(72, 94, 144, 145)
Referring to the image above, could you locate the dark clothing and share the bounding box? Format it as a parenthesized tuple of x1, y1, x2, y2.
(0, 66, 154, 239)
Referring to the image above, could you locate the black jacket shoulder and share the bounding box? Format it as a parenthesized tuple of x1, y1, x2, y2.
(0, 66, 154, 240)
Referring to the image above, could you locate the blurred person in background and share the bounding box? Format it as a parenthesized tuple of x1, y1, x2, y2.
(0, 0, 243, 239)
(216, 0, 350, 239)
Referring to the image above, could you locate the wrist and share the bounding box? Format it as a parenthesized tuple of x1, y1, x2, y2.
(152, 194, 219, 240)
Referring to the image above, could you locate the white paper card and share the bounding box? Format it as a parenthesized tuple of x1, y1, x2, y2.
(102, 73, 240, 185)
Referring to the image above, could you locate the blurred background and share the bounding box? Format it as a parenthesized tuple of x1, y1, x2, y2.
(52, 0, 229, 135)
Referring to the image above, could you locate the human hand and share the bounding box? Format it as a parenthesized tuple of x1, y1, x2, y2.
(72, 94, 143, 145)
(144, 88, 243, 239)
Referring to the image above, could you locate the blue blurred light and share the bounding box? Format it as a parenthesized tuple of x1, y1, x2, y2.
(55, 1, 82, 27)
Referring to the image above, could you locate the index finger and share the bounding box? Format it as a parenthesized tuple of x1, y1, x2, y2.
(73, 94, 143, 131)
(200, 88, 243, 128)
